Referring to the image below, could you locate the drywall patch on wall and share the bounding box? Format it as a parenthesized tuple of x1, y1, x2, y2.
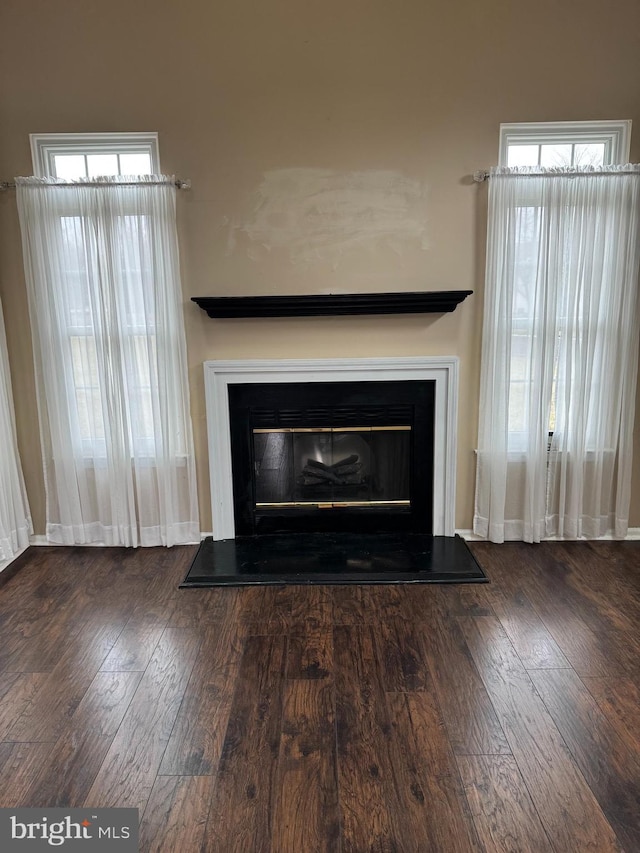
(230, 168, 429, 266)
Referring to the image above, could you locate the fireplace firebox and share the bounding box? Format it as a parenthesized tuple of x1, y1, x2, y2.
(228, 380, 435, 535)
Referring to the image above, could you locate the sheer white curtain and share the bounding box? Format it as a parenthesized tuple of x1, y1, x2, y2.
(474, 165, 640, 542)
(0, 297, 32, 561)
(16, 176, 199, 546)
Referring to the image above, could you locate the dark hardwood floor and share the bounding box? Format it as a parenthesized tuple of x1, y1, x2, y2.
(1, 539, 639, 851)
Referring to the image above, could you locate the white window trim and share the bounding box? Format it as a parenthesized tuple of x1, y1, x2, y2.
(30, 132, 160, 178)
(499, 120, 631, 167)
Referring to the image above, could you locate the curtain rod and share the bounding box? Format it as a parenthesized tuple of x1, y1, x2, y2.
(0, 178, 191, 191)
(473, 169, 638, 182)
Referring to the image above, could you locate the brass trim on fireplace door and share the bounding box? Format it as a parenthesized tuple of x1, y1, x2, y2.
(253, 425, 412, 434)
(255, 500, 411, 509)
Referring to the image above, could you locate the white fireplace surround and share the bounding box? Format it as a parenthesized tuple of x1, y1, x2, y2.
(203, 356, 459, 540)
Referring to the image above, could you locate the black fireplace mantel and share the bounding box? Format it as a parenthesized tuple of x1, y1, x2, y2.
(191, 290, 472, 319)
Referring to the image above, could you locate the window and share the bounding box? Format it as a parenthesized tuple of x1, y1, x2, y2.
(499, 120, 631, 169)
(29, 133, 162, 456)
(18, 134, 199, 545)
(475, 122, 639, 542)
(30, 132, 160, 179)
(498, 121, 632, 447)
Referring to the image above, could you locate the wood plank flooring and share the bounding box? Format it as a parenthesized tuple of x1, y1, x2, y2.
(0, 540, 639, 851)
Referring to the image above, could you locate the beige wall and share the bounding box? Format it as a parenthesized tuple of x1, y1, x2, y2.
(1, 0, 639, 534)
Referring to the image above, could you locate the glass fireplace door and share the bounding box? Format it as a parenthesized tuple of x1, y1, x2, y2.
(253, 426, 411, 509)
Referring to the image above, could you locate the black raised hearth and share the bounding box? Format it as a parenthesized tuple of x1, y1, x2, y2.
(180, 532, 487, 586)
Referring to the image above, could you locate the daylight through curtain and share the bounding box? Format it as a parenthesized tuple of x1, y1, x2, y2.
(16, 176, 199, 546)
(0, 297, 32, 561)
(474, 165, 640, 542)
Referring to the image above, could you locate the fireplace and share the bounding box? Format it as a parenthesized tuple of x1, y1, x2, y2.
(203, 357, 459, 540)
(180, 356, 487, 585)
(228, 380, 434, 535)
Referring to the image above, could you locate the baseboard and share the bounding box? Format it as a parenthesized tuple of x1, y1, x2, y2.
(456, 528, 640, 541)
(9, 527, 640, 567)
(28, 535, 205, 547)
(4, 533, 292, 570)
(0, 544, 31, 575)
(456, 529, 485, 541)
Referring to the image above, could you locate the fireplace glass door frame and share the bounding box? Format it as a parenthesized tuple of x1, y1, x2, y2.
(229, 380, 434, 535)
